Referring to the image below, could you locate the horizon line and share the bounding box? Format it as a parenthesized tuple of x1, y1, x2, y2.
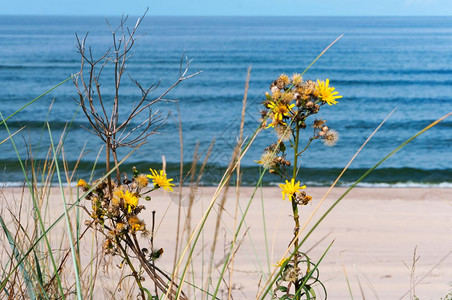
(2, 14, 452, 18)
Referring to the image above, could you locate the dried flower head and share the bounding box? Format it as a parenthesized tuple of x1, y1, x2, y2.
(271, 89, 281, 100)
(112, 187, 125, 207)
(283, 265, 299, 283)
(292, 73, 302, 85)
(323, 129, 339, 146)
(257, 151, 276, 169)
(313, 119, 327, 129)
(270, 85, 280, 94)
(282, 92, 294, 104)
(135, 174, 149, 188)
(278, 73, 290, 87)
(127, 215, 145, 232)
(275, 125, 292, 142)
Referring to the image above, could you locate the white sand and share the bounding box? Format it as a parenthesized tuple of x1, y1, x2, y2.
(1, 186, 451, 299)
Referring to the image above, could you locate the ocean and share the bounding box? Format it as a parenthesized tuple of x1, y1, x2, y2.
(0, 16, 451, 187)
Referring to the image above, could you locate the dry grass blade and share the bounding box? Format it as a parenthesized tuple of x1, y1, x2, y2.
(398, 251, 452, 300)
(0, 127, 25, 145)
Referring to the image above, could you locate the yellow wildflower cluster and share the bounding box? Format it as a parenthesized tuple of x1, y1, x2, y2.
(77, 167, 175, 256)
(262, 74, 341, 131)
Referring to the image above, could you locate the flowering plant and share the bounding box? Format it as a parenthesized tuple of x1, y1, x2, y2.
(77, 167, 183, 299)
(259, 73, 341, 299)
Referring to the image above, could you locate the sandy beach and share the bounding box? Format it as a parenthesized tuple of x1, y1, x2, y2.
(1, 186, 451, 299)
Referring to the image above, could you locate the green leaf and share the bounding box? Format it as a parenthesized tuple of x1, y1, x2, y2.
(277, 285, 288, 293)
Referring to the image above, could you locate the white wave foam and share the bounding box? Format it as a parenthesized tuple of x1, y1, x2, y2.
(267, 181, 452, 188)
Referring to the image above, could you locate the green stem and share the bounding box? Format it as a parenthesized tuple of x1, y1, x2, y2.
(297, 138, 314, 156)
(116, 237, 146, 300)
(291, 120, 301, 298)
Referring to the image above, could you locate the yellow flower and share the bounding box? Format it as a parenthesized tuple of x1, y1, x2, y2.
(266, 101, 295, 128)
(127, 215, 144, 231)
(147, 169, 175, 192)
(77, 179, 88, 188)
(279, 178, 305, 200)
(123, 190, 138, 209)
(111, 187, 124, 207)
(273, 257, 290, 268)
(315, 79, 342, 105)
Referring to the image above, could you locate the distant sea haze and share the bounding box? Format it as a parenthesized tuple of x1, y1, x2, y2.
(0, 16, 451, 186)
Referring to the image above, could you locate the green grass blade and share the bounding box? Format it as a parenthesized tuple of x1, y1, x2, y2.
(0, 145, 140, 293)
(46, 122, 83, 300)
(0, 216, 36, 299)
(0, 112, 66, 298)
(300, 35, 343, 76)
(299, 111, 452, 248)
(33, 251, 45, 297)
(299, 240, 334, 290)
(0, 74, 76, 128)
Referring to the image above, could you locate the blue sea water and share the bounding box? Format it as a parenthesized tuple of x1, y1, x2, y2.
(0, 16, 451, 186)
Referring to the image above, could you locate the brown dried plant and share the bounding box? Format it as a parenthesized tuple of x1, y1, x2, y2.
(73, 12, 199, 300)
(73, 11, 200, 190)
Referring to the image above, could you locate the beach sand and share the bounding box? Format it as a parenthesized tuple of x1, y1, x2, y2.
(1, 186, 451, 299)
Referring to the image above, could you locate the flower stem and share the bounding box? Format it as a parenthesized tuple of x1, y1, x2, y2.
(292, 119, 301, 298)
(297, 138, 314, 156)
(116, 237, 146, 300)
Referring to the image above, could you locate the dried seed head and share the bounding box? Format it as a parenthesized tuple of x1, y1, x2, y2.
(323, 129, 339, 146)
(135, 174, 149, 188)
(258, 151, 276, 169)
(282, 92, 293, 104)
(276, 125, 292, 142)
(278, 73, 290, 87)
(292, 73, 302, 85)
(313, 119, 326, 129)
(283, 265, 299, 283)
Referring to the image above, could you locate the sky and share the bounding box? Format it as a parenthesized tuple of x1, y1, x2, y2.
(3, 0, 452, 16)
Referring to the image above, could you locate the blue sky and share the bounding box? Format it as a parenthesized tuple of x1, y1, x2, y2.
(3, 0, 452, 16)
